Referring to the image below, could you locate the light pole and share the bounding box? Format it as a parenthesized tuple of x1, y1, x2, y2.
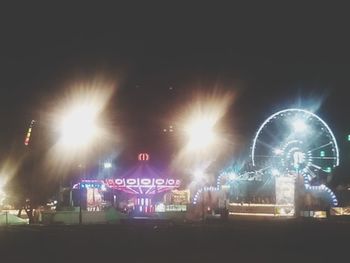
(78, 162, 86, 225)
(184, 115, 219, 223)
(202, 189, 205, 222)
(58, 105, 100, 225)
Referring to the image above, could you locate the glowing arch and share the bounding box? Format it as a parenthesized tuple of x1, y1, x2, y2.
(251, 108, 339, 167)
(193, 186, 219, 205)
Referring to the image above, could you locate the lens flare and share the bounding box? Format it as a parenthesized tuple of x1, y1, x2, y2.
(60, 105, 98, 147)
(170, 88, 235, 188)
(292, 119, 307, 132)
(44, 77, 119, 177)
(185, 117, 216, 150)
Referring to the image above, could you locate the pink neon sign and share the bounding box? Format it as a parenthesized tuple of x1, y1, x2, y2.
(73, 178, 181, 195)
(138, 153, 150, 161)
(105, 178, 181, 195)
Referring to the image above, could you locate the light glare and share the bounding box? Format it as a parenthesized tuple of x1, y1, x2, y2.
(194, 170, 204, 181)
(271, 169, 280, 176)
(185, 118, 215, 150)
(60, 106, 98, 147)
(292, 119, 307, 132)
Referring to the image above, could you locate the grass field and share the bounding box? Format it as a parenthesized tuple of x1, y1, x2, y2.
(0, 218, 348, 262)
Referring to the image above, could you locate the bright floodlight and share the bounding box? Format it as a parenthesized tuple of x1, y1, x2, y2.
(292, 119, 307, 132)
(185, 118, 216, 150)
(60, 105, 98, 148)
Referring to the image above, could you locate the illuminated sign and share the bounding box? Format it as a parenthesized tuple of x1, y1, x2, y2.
(155, 203, 187, 212)
(138, 153, 150, 161)
(86, 188, 103, 211)
(105, 178, 181, 195)
(168, 189, 190, 205)
(73, 178, 181, 195)
(73, 180, 105, 190)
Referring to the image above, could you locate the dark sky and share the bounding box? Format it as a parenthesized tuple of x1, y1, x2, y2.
(1, 4, 350, 200)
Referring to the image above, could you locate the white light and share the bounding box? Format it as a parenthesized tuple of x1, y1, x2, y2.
(194, 170, 204, 182)
(228, 172, 237, 180)
(60, 105, 98, 148)
(185, 118, 216, 150)
(271, 169, 280, 176)
(274, 149, 283, 155)
(292, 119, 307, 132)
(103, 162, 112, 169)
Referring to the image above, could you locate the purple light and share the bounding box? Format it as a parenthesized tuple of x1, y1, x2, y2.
(105, 178, 181, 195)
(74, 178, 181, 195)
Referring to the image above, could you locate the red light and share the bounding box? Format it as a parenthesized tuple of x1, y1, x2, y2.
(138, 153, 150, 161)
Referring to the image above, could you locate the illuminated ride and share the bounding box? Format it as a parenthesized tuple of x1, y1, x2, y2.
(73, 178, 181, 213)
(251, 108, 339, 205)
(72, 153, 182, 213)
(192, 108, 340, 210)
(73, 178, 181, 195)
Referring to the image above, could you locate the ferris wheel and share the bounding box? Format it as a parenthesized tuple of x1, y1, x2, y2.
(251, 109, 339, 183)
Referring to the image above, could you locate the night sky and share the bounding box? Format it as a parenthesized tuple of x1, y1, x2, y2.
(1, 5, 350, 202)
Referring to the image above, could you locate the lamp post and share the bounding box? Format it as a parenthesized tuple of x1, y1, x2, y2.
(202, 189, 205, 222)
(78, 162, 86, 225)
(184, 115, 219, 223)
(59, 105, 100, 225)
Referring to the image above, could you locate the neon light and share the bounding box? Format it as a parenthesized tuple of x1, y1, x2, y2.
(229, 212, 277, 217)
(251, 108, 339, 167)
(24, 120, 35, 146)
(115, 179, 123, 185)
(167, 179, 175, 185)
(73, 178, 181, 195)
(141, 178, 151, 185)
(303, 175, 338, 206)
(138, 153, 150, 161)
(155, 179, 165, 185)
(127, 178, 137, 185)
(192, 186, 219, 204)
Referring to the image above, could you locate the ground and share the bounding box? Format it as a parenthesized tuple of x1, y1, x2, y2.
(0, 218, 348, 263)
